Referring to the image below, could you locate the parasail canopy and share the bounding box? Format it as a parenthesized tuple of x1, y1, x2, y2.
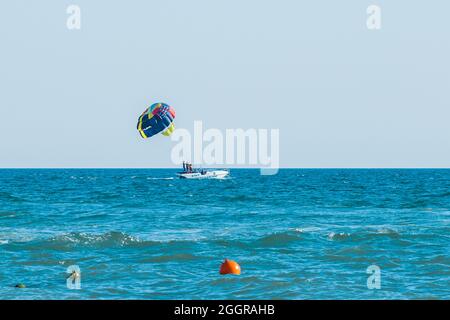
(137, 102, 176, 139)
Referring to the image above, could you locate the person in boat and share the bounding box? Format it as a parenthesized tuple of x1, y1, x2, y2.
(182, 161, 186, 172)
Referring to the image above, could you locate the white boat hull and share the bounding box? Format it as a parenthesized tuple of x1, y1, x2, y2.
(177, 170, 229, 179)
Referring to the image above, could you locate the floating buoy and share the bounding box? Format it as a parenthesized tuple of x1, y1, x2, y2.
(15, 283, 26, 288)
(219, 259, 241, 275)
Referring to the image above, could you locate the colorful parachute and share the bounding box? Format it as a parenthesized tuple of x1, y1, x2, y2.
(137, 102, 176, 139)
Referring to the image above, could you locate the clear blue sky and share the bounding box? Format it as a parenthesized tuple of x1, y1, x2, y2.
(0, 1, 449, 168)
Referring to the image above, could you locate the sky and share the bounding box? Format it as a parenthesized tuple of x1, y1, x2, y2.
(0, 0, 449, 168)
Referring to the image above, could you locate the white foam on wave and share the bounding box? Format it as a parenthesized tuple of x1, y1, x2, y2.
(327, 232, 350, 240)
(0, 227, 55, 243)
(50, 231, 143, 247)
(376, 227, 399, 235)
(144, 228, 206, 243)
(294, 227, 322, 233)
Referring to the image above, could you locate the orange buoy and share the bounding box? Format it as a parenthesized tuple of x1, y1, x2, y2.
(219, 259, 241, 275)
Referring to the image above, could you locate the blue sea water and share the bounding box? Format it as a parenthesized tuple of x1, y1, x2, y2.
(0, 169, 449, 300)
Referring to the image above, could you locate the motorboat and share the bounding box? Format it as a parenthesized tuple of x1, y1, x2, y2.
(177, 163, 229, 179)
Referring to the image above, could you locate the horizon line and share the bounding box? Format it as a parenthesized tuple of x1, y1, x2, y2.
(1, 167, 450, 170)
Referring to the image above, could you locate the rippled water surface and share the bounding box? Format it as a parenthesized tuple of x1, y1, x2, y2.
(0, 169, 449, 299)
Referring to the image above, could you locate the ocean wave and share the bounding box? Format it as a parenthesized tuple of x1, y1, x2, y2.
(213, 230, 304, 249)
(77, 191, 122, 203)
(294, 227, 322, 233)
(3, 231, 211, 250)
(69, 176, 98, 180)
(327, 232, 351, 240)
(220, 194, 260, 202)
(138, 253, 200, 263)
(376, 227, 400, 236)
(0, 211, 17, 218)
(327, 228, 400, 241)
(0, 192, 26, 203)
(2, 231, 157, 250)
(90, 191, 121, 199)
(0, 228, 39, 243)
(48, 231, 147, 247)
(255, 231, 302, 246)
(0, 225, 433, 254)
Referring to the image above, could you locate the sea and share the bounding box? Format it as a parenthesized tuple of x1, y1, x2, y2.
(0, 169, 449, 299)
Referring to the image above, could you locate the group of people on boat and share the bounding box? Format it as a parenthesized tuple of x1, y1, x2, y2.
(182, 161, 194, 173)
(182, 161, 207, 175)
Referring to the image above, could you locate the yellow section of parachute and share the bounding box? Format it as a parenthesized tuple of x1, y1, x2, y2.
(137, 115, 148, 138)
(161, 122, 175, 136)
